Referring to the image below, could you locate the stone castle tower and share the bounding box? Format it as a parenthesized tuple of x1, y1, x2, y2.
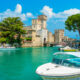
(54, 29, 64, 44)
(38, 15, 47, 29)
(32, 15, 47, 30)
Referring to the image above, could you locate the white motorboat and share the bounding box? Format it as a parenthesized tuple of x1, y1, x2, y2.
(54, 45, 63, 48)
(36, 52, 80, 80)
(0, 47, 15, 48)
(60, 46, 71, 50)
(60, 46, 78, 52)
(0, 46, 15, 50)
(0, 44, 15, 49)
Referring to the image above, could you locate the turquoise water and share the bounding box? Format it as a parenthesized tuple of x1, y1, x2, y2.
(0, 47, 59, 80)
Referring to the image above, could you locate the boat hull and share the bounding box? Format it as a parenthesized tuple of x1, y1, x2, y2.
(41, 75, 80, 80)
(64, 49, 77, 52)
(36, 63, 80, 80)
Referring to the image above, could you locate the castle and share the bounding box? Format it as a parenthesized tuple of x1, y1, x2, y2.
(22, 15, 66, 47)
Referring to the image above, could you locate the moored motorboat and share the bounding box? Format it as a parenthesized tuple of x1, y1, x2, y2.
(36, 52, 80, 80)
(0, 46, 15, 50)
(60, 46, 78, 52)
(0, 44, 15, 49)
(54, 45, 63, 48)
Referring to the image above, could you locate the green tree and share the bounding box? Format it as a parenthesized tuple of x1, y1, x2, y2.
(65, 14, 80, 36)
(0, 17, 26, 46)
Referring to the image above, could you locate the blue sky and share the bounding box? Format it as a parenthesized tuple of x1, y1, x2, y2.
(0, 0, 80, 39)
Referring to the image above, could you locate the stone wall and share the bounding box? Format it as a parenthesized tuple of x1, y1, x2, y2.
(22, 42, 33, 47)
(48, 32, 54, 43)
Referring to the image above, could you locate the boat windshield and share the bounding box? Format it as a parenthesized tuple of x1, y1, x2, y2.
(52, 53, 80, 68)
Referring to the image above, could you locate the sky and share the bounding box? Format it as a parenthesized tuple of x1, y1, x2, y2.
(0, 0, 80, 39)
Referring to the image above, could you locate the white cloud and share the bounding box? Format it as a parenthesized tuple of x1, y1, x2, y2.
(0, 4, 26, 21)
(55, 8, 80, 18)
(15, 4, 22, 13)
(26, 13, 34, 18)
(0, 9, 26, 21)
(0, 4, 80, 23)
(63, 8, 80, 15)
(0, 4, 34, 21)
(41, 6, 80, 20)
(40, 5, 55, 18)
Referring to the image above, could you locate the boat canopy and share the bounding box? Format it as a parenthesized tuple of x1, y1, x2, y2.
(53, 52, 79, 60)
